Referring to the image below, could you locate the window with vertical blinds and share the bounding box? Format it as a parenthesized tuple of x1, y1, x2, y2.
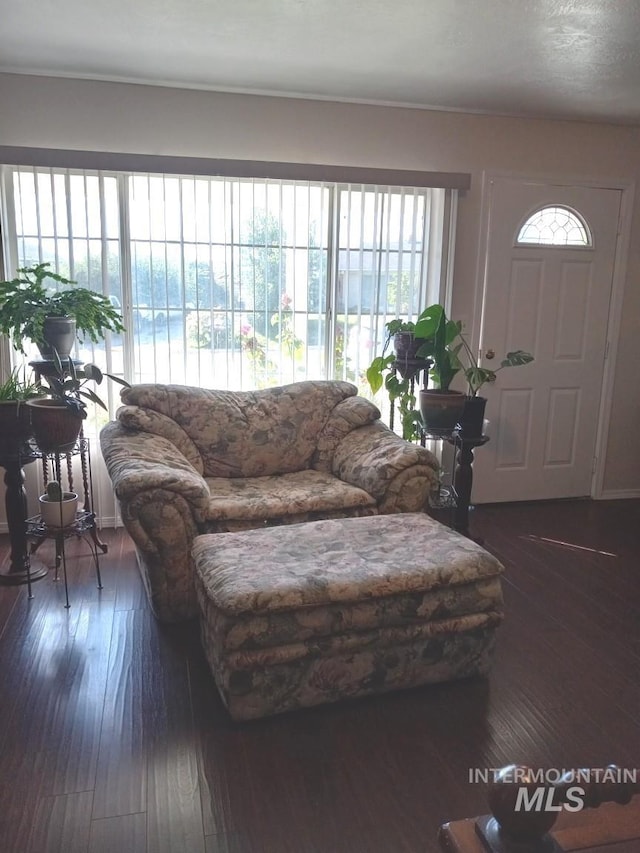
(1, 165, 456, 522)
(2, 167, 454, 403)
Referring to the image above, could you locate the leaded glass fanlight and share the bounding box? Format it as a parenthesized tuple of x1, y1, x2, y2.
(516, 205, 592, 247)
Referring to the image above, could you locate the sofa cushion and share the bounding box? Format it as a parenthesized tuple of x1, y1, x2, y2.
(194, 514, 503, 621)
(193, 512, 503, 656)
(120, 380, 361, 478)
(312, 395, 381, 473)
(204, 469, 376, 522)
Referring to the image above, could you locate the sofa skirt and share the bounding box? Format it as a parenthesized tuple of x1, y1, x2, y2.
(199, 615, 499, 720)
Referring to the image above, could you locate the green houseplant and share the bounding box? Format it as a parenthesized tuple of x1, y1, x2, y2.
(457, 338, 534, 397)
(413, 304, 467, 433)
(0, 368, 43, 459)
(0, 367, 42, 402)
(0, 263, 125, 357)
(27, 352, 130, 452)
(366, 319, 419, 387)
(415, 304, 535, 436)
(385, 318, 422, 361)
(456, 338, 534, 437)
(366, 318, 434, 441)
(367, 304, 535, 439)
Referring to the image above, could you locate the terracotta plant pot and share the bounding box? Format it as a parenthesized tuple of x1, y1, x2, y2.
(39, 491, 78, 528)
(26, 399, 83, 453)
(419, 389, 466, 435)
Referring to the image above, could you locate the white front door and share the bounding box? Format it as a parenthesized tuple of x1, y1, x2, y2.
(472, 177, 622, 503)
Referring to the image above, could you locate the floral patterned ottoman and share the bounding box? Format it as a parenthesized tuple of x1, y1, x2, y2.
(192, 513, 505, 720)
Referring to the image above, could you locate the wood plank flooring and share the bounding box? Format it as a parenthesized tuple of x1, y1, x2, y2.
(0, 499, 639, 853)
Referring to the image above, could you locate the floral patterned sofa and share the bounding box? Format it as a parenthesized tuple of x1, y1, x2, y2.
(100, 380, 440, 622)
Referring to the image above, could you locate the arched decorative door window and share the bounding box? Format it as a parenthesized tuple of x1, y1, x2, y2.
(516, 205, 592, 247)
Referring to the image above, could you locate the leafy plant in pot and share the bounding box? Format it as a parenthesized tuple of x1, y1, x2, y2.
(39, 480, 78, 529)
(0, 368, 43, 460)
(384, 319, 424, 364)
(366, 319, 434, 441)
(27, 352, 131, 453)
(456, 339, 535, 438)
(413, 304, 467, 434)
(0, 263, 125, 358)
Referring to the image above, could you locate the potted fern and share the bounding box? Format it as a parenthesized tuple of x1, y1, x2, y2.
(0, 263, 125, 358)
(0, 368, 43, 459)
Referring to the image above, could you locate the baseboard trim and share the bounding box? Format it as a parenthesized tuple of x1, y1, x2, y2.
(597, 488, 640, 500)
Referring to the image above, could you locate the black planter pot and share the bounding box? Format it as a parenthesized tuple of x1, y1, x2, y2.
(392, 333, 432, 381)
(418, 389, 466, 435)
(393, 332, 423, 360)
(459, 395, 487, 439)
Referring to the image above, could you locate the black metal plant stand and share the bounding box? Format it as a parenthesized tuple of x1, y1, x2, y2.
(26, 436, 106, 608)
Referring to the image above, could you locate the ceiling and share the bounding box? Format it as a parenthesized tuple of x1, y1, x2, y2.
(3, 0, 640, 125)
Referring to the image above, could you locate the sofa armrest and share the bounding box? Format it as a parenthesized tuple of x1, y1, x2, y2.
(332, 422, 440, 513)
(101, 422, 212, 622)
(125, 488, 201, 621)
(100, 422, 210, 523)
(312, 395, 381, 473)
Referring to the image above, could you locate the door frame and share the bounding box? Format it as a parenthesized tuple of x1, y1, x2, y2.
(470, 170, 635, 500)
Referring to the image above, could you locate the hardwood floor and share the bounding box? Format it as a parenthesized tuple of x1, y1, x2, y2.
(0, 499, 638, 853)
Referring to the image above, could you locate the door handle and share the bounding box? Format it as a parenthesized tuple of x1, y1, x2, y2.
(485, 349, 496, 360)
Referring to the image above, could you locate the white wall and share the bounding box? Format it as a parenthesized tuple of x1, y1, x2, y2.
(1, 72, 639, 495)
